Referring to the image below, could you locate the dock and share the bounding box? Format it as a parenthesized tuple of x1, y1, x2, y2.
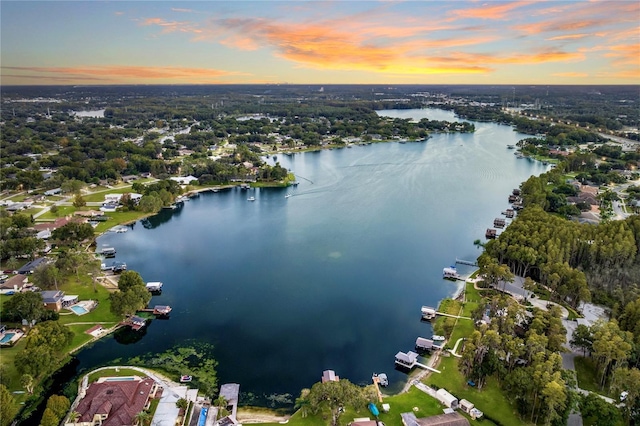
(455, 258, 478, 267)
(394, 351, 441, 373)
(372, 375, 384, 402)
(485, 228, 497, 239)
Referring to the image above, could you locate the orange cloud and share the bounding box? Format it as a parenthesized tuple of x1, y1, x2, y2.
(448, 1, 530, 20)
(546, 34, 590, 41)
(140, 17, 202, 35)
(2, 65, 249, 81)
(552, 72, 588, 78)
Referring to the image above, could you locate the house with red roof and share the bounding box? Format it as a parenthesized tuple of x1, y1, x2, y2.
(67, 376, 158, 426)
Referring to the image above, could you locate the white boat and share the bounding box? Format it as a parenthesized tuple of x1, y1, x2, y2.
(247, 197, 255, 201)
(285, 194, 292, 198)
(432, 335, 445, 341)
(443, 267, 460, 280)
(180, 375, 192, 383)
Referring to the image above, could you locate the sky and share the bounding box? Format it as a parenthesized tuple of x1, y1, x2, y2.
(1, 1, 639, 86)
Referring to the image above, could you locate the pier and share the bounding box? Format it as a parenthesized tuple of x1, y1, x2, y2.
(394, 351, 441, 373)
(455, 258, 478, 267)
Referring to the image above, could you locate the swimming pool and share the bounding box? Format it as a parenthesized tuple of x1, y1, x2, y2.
(103, 377, 137, 381)
(198, 407, 208, 426)
(0, 333, 15, 344)
(70, 305, 89, 315)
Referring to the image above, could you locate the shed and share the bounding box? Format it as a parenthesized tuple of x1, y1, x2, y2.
(435, 388, 458, 409)
(395, 351, 418, 368)
(416, 337, 434, 351)
(459, 399, 474, 414)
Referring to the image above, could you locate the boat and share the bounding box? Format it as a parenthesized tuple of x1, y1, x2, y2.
(285, 194, 292, 199)
(247, 197, 255, 201)
(507, 144, 515, 149)
(99, 247, 116, 257)
(373, 373, 388, 387)
(432, 335, 445, 341)
(146, 282, 163, 292)
(180, 375, 192, 383)
(368, 402, 379, 417)
(443, 266, 460, 280)
(421, 306, 436, 320)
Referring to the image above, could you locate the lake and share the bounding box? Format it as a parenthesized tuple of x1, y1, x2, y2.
(81, 108, 548, 402)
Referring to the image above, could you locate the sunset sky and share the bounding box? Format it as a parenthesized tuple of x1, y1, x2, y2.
(1, 1, 639, 85)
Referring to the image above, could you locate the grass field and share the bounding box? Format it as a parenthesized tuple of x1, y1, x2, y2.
(425, 356, 528, 425)
(574, 356, 615, 398)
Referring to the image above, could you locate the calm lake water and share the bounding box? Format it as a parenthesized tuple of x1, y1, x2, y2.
(81, 109, 548, 401)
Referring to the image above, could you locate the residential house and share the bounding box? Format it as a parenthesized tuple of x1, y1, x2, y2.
(0, 274, 28, 292)
(170, 175, 199, 185)
(40, 290, 76, 311)
(17, 257, 49, 274)
(66, 377, 158, 426)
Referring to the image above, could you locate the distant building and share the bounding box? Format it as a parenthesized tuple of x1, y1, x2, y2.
(170, 175, 199, 185)
(321, 370, 340, 383)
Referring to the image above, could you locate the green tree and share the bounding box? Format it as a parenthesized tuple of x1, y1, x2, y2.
(175, 398, 188, 410)
(117, 270, 146, 292)
(72, 193, 86, 208)
(579, 393, 622, 426)
(109, 285, 151, 317)
(214, 395, 229, 417)
(2, 291, 46, 325)
(307, 379, 367, 426)
(570, 324, 593, 356)
(32, 263, 60, 290)
(21, 374, 34, 394)
(134, 410, 152, 426)
(591, 320, 634, 389)
(39, 408, 59, 426)
(51, 222, 94, 246)
(611, 367, 640, 425)
(294, 388, 311, 418)
(46, 394, 70, 419)
(0, 384, 18, 426)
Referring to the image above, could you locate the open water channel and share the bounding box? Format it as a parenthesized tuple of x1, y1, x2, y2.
(75, 108, 549, 404)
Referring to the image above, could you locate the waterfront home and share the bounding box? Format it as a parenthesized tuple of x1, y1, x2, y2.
(120, 315, 147, 331)
(66, 376, 158, 426)
(0, 274, 29, 293)
(41, 291, 78, 311)
(415, 337, 434, 351)
(395, 351, 418, 369)
(170, 175, 199, 185)
(219, 383, 240, 421)
(321, 369, 340, 383)
(32, 217, 71, 233)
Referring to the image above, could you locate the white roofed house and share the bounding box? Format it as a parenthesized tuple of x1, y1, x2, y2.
(170, 175, 199, 185)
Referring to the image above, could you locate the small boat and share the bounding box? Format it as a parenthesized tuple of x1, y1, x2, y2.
(432, 335, 445, 341)
(373, 373, 388, 387)
(247, 197, 255, 201)
(180, 375, 192, 383)
(507, 144, 515, 149)
(285, 194, 292, 199)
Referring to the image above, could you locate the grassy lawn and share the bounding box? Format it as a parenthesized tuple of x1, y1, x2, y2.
(425, 356, 528, 425)
(573, 356, 614, 398)
(35, 205, 76, 220)
(0, 338, 29, 398)
(375, 387, 444, 426)
(87, 367, 146, 383)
